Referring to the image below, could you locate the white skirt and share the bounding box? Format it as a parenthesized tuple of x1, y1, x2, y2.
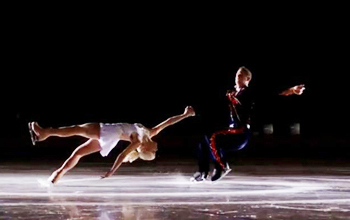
(98, 123, 124, 157)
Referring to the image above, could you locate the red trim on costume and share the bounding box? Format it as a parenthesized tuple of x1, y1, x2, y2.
(229, 96, 240, 105)
(209, 127, 246, 169)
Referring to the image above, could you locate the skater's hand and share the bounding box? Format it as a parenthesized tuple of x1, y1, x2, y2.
(292, 84, 306, 95)
(280, 84, 306, 96)
(101, 170, 114, 179)
(184, 106, 195, 117)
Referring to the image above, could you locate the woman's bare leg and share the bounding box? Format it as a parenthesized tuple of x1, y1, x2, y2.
(31, 122, 100, 142)
(48, 139, 102, 184)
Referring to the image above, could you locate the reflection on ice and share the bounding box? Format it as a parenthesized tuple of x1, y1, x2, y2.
(1, 163, 350, 219)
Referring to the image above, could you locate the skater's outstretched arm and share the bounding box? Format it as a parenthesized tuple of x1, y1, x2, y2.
(149, 106, 195, 138)
(101, 133, 142, 178)
(279, 84, 306, 96)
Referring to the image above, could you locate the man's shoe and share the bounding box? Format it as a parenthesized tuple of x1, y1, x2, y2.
(211, 166, 232, 182)
(190, 171, 209, 182)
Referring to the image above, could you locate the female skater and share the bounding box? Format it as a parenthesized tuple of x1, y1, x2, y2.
(29, 106, 195, 184)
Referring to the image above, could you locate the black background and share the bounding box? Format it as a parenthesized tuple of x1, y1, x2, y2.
(1, 4, 349, 161)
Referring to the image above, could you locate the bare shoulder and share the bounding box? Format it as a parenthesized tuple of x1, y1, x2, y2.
(134, 123, 152, 137)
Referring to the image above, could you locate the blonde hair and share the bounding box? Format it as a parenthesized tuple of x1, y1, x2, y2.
(123, 150, 139, 163)
(139, 151, 156, 161)
(138, 140, 157, 161)
(239, 66, 252, 82)
(132, 124, 157, 161)
(123, 147, 156, 163)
